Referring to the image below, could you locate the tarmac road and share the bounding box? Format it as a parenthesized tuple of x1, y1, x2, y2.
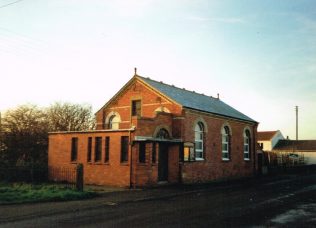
(1, 172, 316, 227)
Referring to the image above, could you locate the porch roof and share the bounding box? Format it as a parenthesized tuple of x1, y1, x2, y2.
(134, 136, 182, 143)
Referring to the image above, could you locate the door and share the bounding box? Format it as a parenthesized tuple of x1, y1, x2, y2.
(158, 143, 168, 182)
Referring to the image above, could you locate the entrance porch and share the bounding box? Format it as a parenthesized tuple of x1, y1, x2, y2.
(131, 139, 182, 187)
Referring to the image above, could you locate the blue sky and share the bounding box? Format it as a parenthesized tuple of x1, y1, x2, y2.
(0, 0, 315, 139)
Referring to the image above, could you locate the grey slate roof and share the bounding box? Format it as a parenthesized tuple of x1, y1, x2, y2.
(138, 76, 256, 123)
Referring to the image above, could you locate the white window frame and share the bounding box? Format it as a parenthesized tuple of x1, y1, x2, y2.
(244, 130, 250, 160)
(109, 115, 120, 130)
(194, 122, 204, 160)
(221, 126, 230, 160)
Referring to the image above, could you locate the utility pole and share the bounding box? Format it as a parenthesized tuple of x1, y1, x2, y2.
(295, 106, 298, 141)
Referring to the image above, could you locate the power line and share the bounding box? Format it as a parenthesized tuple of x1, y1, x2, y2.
(0, 0, 25, 9)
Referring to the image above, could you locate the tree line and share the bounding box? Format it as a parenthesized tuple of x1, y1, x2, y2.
(0, 102, 95, 168)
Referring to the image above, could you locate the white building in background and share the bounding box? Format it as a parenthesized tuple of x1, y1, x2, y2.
(257, 130, 284, 151)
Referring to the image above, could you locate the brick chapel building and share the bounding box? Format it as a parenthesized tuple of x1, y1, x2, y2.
(48, 72, 259, 187)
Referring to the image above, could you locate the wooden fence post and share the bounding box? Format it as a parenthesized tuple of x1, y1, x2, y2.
(76, 163, 84, 191)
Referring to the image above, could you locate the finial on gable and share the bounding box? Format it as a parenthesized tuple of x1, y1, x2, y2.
(134, 67, 137, 76)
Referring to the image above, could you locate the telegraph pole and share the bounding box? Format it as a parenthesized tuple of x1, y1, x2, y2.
(295, 106, 298, 141)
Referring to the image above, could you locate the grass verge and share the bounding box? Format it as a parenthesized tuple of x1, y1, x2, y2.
(0, 182, 97, 205)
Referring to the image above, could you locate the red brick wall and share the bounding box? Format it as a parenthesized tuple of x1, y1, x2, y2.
(95, 79, 182, 130)
(131, 142, 158, 187)
(181, 109, 257, 183)
(48, 131, 132, 187)
(136, 112, 174, 137)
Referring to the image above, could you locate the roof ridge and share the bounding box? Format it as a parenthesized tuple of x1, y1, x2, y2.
(137, 75, 215, 99)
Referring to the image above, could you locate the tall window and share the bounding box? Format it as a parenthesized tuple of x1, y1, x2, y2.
(195, 122, 204, 160)
(132, 100, 141, 117)
(87, 137, 92, 162)
(221, 126, 230, 160)
(105, 136, 110, 163)
(244, 130, 251, 160)
(139, 142, 146, 163)
(71, 137, 78, 162)
(109, 115, 120, 129)
(121, 136, 129, 162)
(95, 137, 102, 162)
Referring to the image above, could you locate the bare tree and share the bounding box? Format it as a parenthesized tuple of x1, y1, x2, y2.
(1, 102, 95, 167)
(46, 102, 95, 132)
(1, 104, 48, 166)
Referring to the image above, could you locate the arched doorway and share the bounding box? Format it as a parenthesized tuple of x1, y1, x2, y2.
(155, 128, 170, 182)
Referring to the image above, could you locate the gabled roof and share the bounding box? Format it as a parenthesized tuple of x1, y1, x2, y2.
(257, 131, 279, 141)
(138, 76, 256, 123)
(273, 140, 316, 151)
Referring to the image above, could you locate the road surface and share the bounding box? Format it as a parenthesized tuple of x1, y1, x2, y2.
(1, 173, 315, 227)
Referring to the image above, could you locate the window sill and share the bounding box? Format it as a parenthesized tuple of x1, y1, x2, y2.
(120, 162, 129, 166)
(137, 163, 147, 166)
(93, 162, 103, 165)
(244, 158, 250, 162)
(195, 158, 205, 162)
(222, 158, 231, 162)
(70, 161, 77, 164)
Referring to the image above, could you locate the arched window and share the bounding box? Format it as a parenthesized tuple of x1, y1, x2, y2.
(221, 126, 230, 160)
(244, 129, 251, 160)
(156, 128, 170, 139)
(154, 107, 170, 113)
(109, 115, 120, 130)
(195, 122, 204, 160)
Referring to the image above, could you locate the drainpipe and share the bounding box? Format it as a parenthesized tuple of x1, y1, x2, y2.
(129, 129, 134, 189)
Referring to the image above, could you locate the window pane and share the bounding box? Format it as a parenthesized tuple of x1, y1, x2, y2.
(196, 151, 203, 159)
(222, 152, 229, 159)
(222, 143, 228, 151)
(105, 137, 110, 162)
(121, 136, 129, 162)
(71, 137, 78, 162)
(196, 141, 203, 150)
(87, 137, 92, 162)
(95, 137, 102, 162)
(132, 100, 141, 117)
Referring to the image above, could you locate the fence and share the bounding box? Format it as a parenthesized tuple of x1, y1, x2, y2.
(48, 165, 83, 191)
(262, 151, 316, 175)
(0, 164, 83, 191)
(263, 151, 305, 167)
(0, 166, 48, 183)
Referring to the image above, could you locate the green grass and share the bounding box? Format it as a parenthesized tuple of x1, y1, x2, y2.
(0, 182, 97, 204)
